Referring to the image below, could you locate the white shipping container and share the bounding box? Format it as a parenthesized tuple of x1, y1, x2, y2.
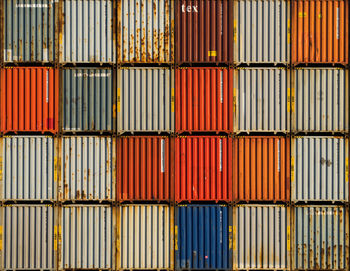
(118, 204, 174, 269)
(234, 0, 290, 64)
(60, 136, 116, 201)
(292, 137, 349, 202)
(60, 0, 115, 63)
(1, 136, 58, 201)
(1, 205, 57, 270)
(293, 206, 349, 270)
(233, 205, 291, 269)
(292, 68, 349, 133)
(117, 0, 174, 63)
(234, 68, 290, 133)
(61, 205, 116, 269)
(117, 68, 174, 134)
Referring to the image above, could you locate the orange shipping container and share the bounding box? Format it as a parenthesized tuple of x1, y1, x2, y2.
(233, 137, 290, 202)
(117, 136, 173, 202)
(292, 0, 349, 65)
(0, 67, 59, 134)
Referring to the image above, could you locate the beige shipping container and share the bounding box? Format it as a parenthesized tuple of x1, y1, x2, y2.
(117, 0, 174, 63)
(117, 204, 174, 270)
(292, 68, 349, 133)
(234, 0, 291, 64)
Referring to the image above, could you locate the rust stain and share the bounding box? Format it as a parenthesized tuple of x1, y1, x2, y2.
(153, 29, 159, 60)
(76, 190, 80, 199)
(327, 246, 331, 269)
(82, 190, 87, 200)
(64, 183, 69, 198)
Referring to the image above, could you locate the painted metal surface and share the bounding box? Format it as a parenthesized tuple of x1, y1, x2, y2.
(3, 0, 56, 62)
(233, 137, 291, 202)
(293, 206, 349, 270)
(117, 136, 172, 202)
(117, 0, 174, 63)
(292, 0, 349, 65)
(175, 0, 234, 64)
(292, 137, 349, 202)
(175, 136, 233, 203)
(117, 68, 174, 133)
(60, 0, 115, 63)
(2, 205, 56, 270)
(233, 205, 290, 269)
(1, 136, 58, 201)
(292, 68, 349, 133)
(0, 67, 59, 134)
(61, 205, 115, 269)
(175, 204, 233, 269)
(234, 0, 290, 64)
(62, 68, 116, 132)
(118, 205, 173, 269)
(176, 68, 233, 133)
(61, 136, 116, 201)
(234, 68, 290, 133)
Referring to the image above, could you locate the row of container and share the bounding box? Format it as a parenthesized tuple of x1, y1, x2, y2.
(1, 135, 348, 203)
(1, 67, 349, 134)
(1, 0, 349, 65)
(1, 204, 348, 270)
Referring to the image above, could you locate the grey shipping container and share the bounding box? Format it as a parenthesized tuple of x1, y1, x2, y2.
(60, 0, 115, 63)
(1, 205, 57, 270)
(233, 68, 290, 133)
(117, 0, 174, 63)
(234, 0, 290, 64)
(61, 68, 116, 132)
(292, 68, 349, 133)
(60, 136, 116, 201)
(293, 205, 349, 270)
(233, 205, 291, 270)
(291, 137, 349, 202)
(117, 68, 174, 134)
(1, 136, 58, 201)
(118, 204, 174, 269)
(3, 0, 56, 62)
(61, 205, 116, 269)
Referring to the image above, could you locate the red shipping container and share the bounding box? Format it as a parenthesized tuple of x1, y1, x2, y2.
(175, 0, 234, 64)
(175, 136, 233, 203)
(0, 67, 59, 134)
(292, 0, 349, 65)
(175, 68, 233, 133)
(117, 136, 173, 202)
(233, 136, 291, 202)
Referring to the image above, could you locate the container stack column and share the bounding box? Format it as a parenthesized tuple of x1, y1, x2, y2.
(290, 0, 349, 269)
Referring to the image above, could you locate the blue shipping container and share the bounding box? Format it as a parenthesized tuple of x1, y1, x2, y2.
(175, 205, 233, 270)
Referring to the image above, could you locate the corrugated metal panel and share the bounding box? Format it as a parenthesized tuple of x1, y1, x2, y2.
(293, 68, 349, 133)
(175, 204, 233, 269)
(234, 0, 290, 64)
(117, 68, 174, 133)
(117, 0, 174, 63)
(176, 68, 233, 133)
(233, 137, 291, 202)
(292, 137, 349, 202)
(117, 136, 171, 202)
(61, 136, 116, 201)
(61, 205, 115, 269)
(0, 67, 59, 134)
(234, 205, 290, 269)
(234, 68, 290, 133)
(175, 0, 234, 64)
(293, 206, 349, 270)
(1, 136, 57, 201)
(119, 205, 173, 269)
(175, 136, 233, 203)
(292, 0, 349, 65)
(3, 0, 56, 62)
(60, 0, 115, 63)
(2, 205, 56, 270)
(62, 68, 115, 132)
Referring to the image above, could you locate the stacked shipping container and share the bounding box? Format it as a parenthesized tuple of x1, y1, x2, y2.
(0, 0, 349, 270)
